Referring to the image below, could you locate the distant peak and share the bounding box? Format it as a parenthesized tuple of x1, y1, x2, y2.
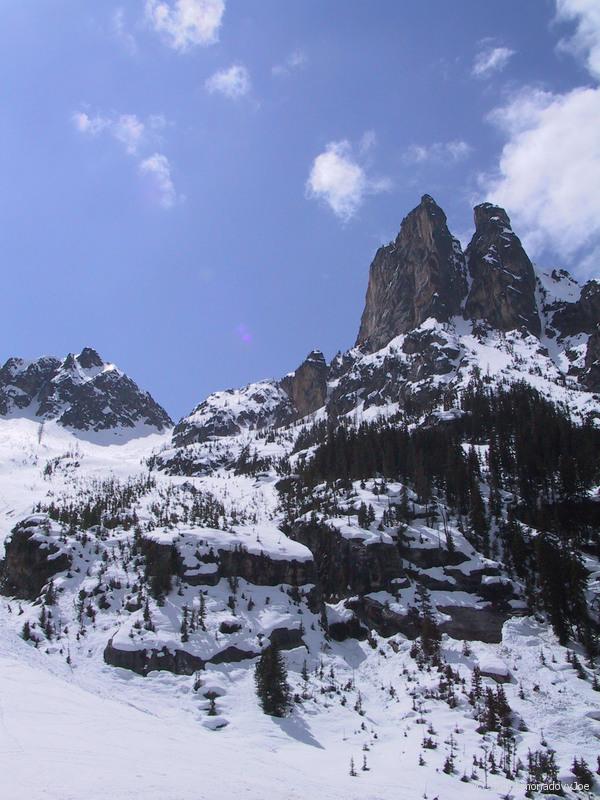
(305, 349, 326, 364)
(473, 202, 511, 230)
(77, 347, 104, 370)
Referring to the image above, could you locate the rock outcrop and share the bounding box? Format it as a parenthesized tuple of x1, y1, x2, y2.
(280, 350, 328, 419)
(464, 203, 540, 336)
(552, 280, 600, 337)
(356, 195, 467, 352)
(1, 516, 70, 599)
(584, 325, 600, 391)
(288, 520, 405, 600)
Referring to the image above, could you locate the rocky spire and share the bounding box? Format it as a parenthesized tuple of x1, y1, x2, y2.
(464, 203, 541, 336)
(280, 350, 328, 419)
(356, 195, 467, 353)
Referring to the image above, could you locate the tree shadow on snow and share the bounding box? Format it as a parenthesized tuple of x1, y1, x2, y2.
(272, 714, 324, 749)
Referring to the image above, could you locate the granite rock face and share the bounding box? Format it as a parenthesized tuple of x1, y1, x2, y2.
(280, 350, 328, 419)
(356, 195, 467, 352)
(464, 203, 541, 336)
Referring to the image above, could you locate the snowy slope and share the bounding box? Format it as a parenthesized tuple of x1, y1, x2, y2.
(1, 412, 600, 799)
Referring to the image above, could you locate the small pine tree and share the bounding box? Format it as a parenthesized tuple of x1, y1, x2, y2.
(572, 757, 594, 787)
(301, 659, 309, 683)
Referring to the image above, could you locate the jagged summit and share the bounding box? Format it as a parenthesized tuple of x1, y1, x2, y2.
(465, 201, 541, 336)
(162, 195, 600, 460)
(356, 195, 546, 353)
(0, 347, 172, 433)
(356, 194, 467, 352)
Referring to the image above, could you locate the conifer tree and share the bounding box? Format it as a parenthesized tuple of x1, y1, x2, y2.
(254, 644, 291, 717)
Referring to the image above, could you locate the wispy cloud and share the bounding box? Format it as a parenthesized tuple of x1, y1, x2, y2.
(205, 64, 251, 98)
(73, 109, 179, 209)
(272, 49, 307, 77)
(472, 45, 515, 77)
(72, 111, 145, 154)
(112, 8, 137, 55)
(306, 139, 390, 222)
(403, 139, 472, 164)
(139, 153, 178, 208)
(145, 0, 224, 51)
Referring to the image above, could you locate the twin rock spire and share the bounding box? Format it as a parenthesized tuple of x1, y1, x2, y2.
(356, 194, 540, 352)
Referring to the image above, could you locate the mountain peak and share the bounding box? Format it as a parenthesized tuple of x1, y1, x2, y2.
(465, 201, 541, 336)
(473, 201, 511, 230)
(355, 195, 467, 352)
(0, 348, 172, 433)
(76, 347, 104, 370)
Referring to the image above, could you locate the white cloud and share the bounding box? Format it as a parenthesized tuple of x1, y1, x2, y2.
(472, 45, 515, 77)
(146, 0, 224, 51)
(72, 111, 145, 154)
(478, 1, 600, 264)
(556, 0, 600, 79)
(139, 153, 178, 208)
(481, 85, 600, 258)
(403, 139, 472, 164)
(272, 49, 307, 77)
(306, 140, 390, 222)
(205, 64, 250, 98)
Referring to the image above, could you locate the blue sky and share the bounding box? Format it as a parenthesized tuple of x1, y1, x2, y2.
(1, 0, 599, 420)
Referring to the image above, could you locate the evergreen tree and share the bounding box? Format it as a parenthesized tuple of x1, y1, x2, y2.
(254, 644, 291, 717)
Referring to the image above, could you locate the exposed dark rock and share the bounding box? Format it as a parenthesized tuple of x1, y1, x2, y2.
(103, 640, 258, 676)
(1, 516, 70, 599)
(552, 280, 600, 337)
(280, 350, 328, 419)
(401, 544, 469, 570)
(219, 620, 242, 634)
(584, 325, 600, 391)
(356, 195, 467, 352)
(269, 626, 305, 650)
(437, 605, 511, 643)
(464, 203, 540, 336)
(348, 595, 419, 639)
(0, 356, 61, 415)
(288, 521, 405, 600)
(328, 614, 369, 642)
(217, 546, 316, 589)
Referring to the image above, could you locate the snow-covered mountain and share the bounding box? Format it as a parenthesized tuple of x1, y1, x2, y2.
(1, 196, 600, 800)
(0, 346, 172, 434)
(161, 196, 600, 471)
